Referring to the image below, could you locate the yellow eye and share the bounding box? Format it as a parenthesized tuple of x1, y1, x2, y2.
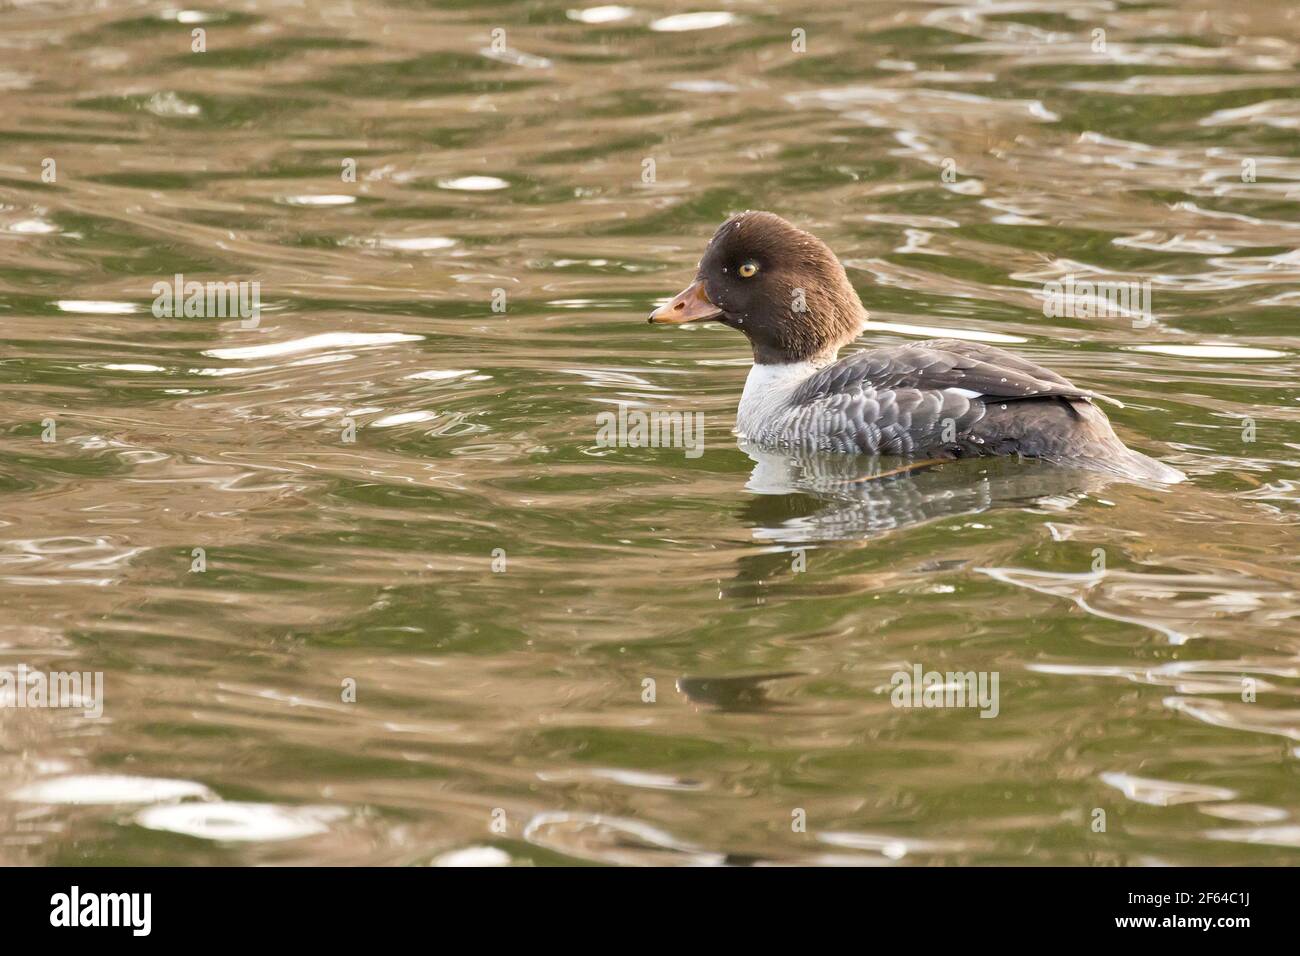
(738, 262, 759, 278)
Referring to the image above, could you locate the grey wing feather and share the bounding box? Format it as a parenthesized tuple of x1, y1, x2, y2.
(796, 339, 1122, 408)
(762, 338, 1178, 481)
(792, 380, 983, 455)
(778, 339, 1130, 457)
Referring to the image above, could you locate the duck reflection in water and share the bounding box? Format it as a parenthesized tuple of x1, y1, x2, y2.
(738, 442, 1117, 544)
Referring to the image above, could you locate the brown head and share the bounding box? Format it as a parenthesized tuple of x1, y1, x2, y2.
(648, 211, 867, 365)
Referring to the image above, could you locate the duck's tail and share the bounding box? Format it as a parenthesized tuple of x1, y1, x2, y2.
(1064, 443, 1187, 484)
(1057, 400, 1186, 484)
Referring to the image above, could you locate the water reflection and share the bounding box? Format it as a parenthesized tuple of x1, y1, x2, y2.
(741, 445, 1111, 542)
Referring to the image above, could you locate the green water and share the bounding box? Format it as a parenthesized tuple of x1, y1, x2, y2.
(1, 0, 1298, 865)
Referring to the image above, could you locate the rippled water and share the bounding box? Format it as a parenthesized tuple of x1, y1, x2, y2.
(2, 0, 1299, 865)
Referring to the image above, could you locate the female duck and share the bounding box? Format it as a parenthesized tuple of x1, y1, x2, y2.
(648, 211, 1183, 484)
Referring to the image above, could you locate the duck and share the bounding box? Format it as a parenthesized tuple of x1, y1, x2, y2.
(648, 211, 1185, 484)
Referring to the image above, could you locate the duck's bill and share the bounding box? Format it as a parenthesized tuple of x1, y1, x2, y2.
(648, 279, 724, 324)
